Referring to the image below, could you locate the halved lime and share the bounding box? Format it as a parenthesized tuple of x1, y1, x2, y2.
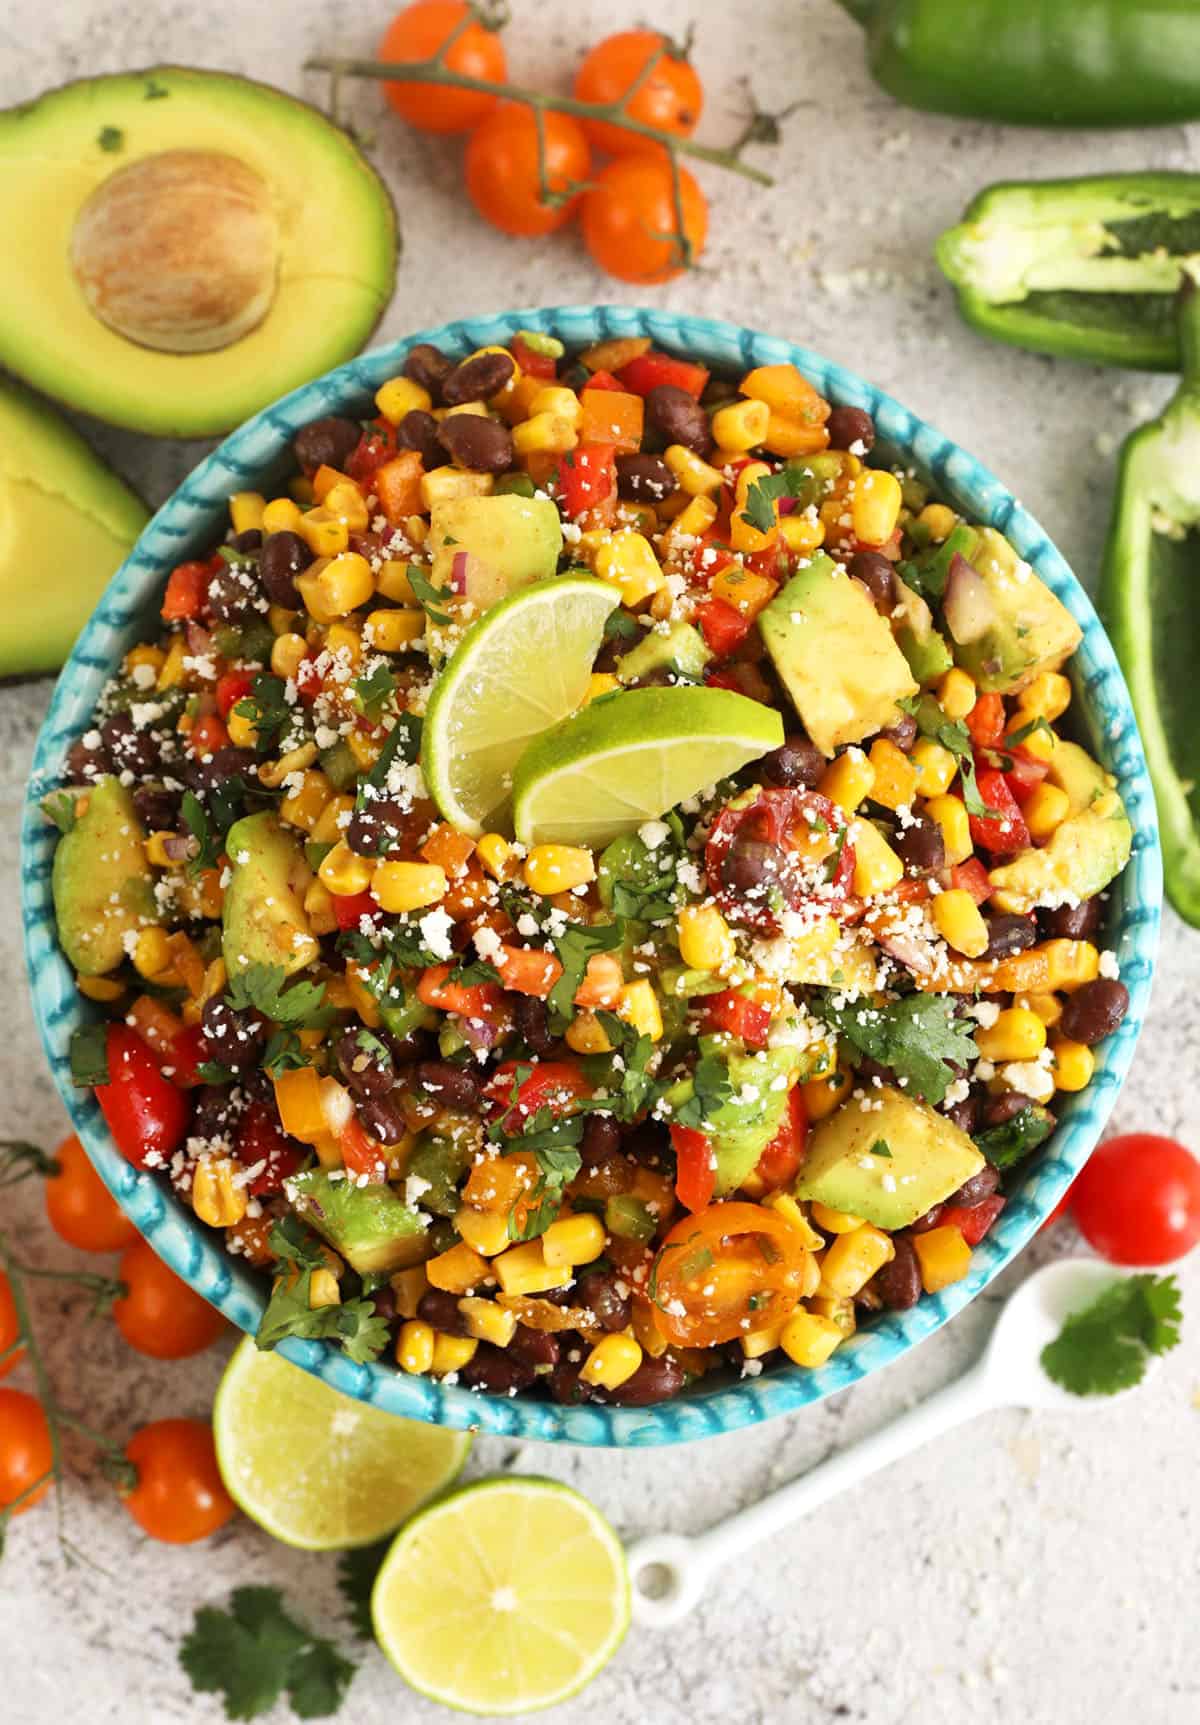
(422, 576, 619, 835)
(512, 684, 784, 847)
(372, 1477, 630, 1714)
(213, 1339, 471, 1550)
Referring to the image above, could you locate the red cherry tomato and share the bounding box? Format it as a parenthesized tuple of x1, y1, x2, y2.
(671, 1125, 715, 1214)
(168, 1024, 209, 1091)
(44, 1133, 138, 1254)
(705, 787, 855, 933)
(0, 1271, 22, 1378)
(704, 987, 773, 1051)
(753, 1088, 809, 1192)
(650, 1202, 809, 1346)
(937, 1194, 1005, 1247)
(112, 1240, 227, 1359)
(1071, 1133, 1200, 1265)
(485, 1060, 591, 1132)
(96, 1024, 188, 1172)
(0, 1389, 52, 1516)
(580, 157, 708, 285)
(695, 596, 753, 660)
(465, 103, 591, 237)
(573, 29, 703, 156)
(122, 1419, 237, 1544)
(234, 1103, 306, 1198)
(968, 768, 1030, 856)
(379, 0, 506, 134)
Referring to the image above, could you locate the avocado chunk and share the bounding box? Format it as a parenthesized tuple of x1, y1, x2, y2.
(951, 528, 1083, 694)
(759, 552, 918, 756)
(988, 803, 1132, 914)
(0, 378, 147, 676)
(52, 775, 160, 975)
(289, 1170, 428, 1275)
(897, 623, 953, 687)
(0, 68, 395, 436)
(794, 1085, 984, 1230)
(665, 1047, 801, 1197)
(428, 495, 563, 607)
(617, 621, 712, 685)
(1045, 738, 1111, 815)
(223, 812, 319, 979)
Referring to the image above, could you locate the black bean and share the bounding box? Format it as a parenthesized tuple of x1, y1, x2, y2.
(882, 712, 918, 753)
(207, 561, 262, 625)
(760, 735, 825, 789)
(623, 1119, 670, 1167)
(190, 1083, 247, 1142)
(210, 745, 258, 782)
(132, 785, 179, 831)
(201, 998, 266, 1074)
(1040, 897, 1104, 941)
(442, 351, 515, 407)
(581, 1114, 622, 1165)
(951, 1163, 1002, 1208)
(512, 994, 554, 1059)
(336, 1026, 395, 1100)
(459, 1344, 536, 1395)
(981, 913, 1037, 962)
(414, 1060, 481, 1112)
(357, 1093, 409, 1146)
(100, 711, 161, 777)
(645, 384, 711, 455)
(371, 1286, 397, 1323)
(615, 452, 675, 503)
(548, 1356, 590, 1404)
(895, 816, 945, 875)
(395, 409, 444, 469)
(575, 1270, 632, 1333)
(722, 834, 787, 897)
(908, 1204, 945, 1234)
(943, 1088, 982, 1137)
(66, 735, 110, 781)
(601, 1355, 686, 1405)
(417, 1289, 469, 1337)
(847, 550, 895, 610)
(404, 344, 453, 402)
(227, 529, 262, 554)
(1059, 978, 1129, 1046)
(872, 1235, 921, 1309)
(508, 1325, 560, 1374)
(437, 413, 513, 474)
(982, 1091, 1036, 1129)
(346, 796, 408, 856)
(294, 415, 362, 474)
(826, 405, 876, 452)
(259, 531, 313, 608)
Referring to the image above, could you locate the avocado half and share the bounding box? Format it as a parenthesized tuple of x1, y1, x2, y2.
(0, 67, 397, 437)
(0, 374, 147, 675)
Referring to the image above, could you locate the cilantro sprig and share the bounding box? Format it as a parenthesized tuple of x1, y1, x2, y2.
(546, 921, 624, 1029)
(227, 963, 329, 1029)
(815, 991, 977, 1106)
(671, 1050, 735, 1130)
(233, 673, 295, 756)
(179, 1585, 357, 1721)
(255, 1219, 390, 1364)
(407, 565, 452, 626)
(181, 790, 221, 876)
(353, 661, 398, 720)
(1040, 1274, 1182, 1397)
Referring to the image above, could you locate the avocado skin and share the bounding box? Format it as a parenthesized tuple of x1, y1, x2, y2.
(52, 775, 160, 974)
(222, 812, 319, 979)
(290, 1170, 428, 1275)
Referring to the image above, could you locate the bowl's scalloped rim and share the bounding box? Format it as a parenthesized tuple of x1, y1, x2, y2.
(21, 304, 1162, 1447)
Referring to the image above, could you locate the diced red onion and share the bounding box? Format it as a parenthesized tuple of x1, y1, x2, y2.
(777, 496, 798, 516)
(460, 1015, 500, 1054)
(163, 835, 195, 862)
(942, 554, 996, 645)
(450, 551, 471, 595)
(186, 621, 215, 656)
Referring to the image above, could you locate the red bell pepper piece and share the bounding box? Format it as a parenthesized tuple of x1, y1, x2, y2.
(161, 558, 218, 622)
(948, 857, 992, 905)
(294, 654, 324, 704)
(938, 1194, 1006, 1247)
(580, 368, 623, 392)
(331, 888, 380, 932)
(671, 1124, 716, 1213)
(555, 442, 617, 520)
(968, 768, 1030, 856)
(235, 1102, 307, 1197)
(696, 596, 753, 658)
(96, 1024, 188, 1171)
(417, 965, 505, 1020)
(167, 1024, 209, 1090)
(485, 1060, 591, 1132)
(345, 417, 396, 486)
(704, 669, 742, 693)
(188, 714, 230, 760)
(617, 351, 709, 399)
(1002, 746, 1051, 806)
(753, 1087, 808, 1192)
(338, 1113, 390, 1185)
(510, 335, 557, 380)
(215, 669, 255, 718)
(705, 988, 772, 1050)
(965, 694, 1006, 750)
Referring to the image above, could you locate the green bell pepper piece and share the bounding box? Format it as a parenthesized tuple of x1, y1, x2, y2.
(1099, 277, 1200, 923)
(936, 174, 1200, 370)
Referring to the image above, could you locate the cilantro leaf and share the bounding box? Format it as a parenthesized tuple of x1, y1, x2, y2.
(672, 1051, 734, 1130)
(286, 1641, 358, 1720)
(506, 1138, 584, 1242)
(407, 566, 453, 626)
(908, 707, 998, 819)
(974, 1104, 1055, 1169)
(261, 1028, 307, 1076)
(603, 610, 639, 642)
(743, 468, 796, 533)
(446, 957, 501, 989)
(234, 674, 294, 756)
(69, 1022, 110, 1087)
(868, 1139, 892, 1158)
(336, 1541, 390, 1640)
(226, 963, 328, 1028)
(1040, 1274, 1182, 1397)
(598, 816, 688, 923)
(97, 125, 124, 152)
(255, 1219, 390, 1364)
(815, 991, 977, 1106)
(546, 921, 624, 1028)
(196, 1058, 236, 1086)
(179, 1586, 356, 1722)
(354, 661, 398, 721)
(1004, 714, 1054, 749)
(593, 1014, 658, 1120)
(181, 790, 220, 876)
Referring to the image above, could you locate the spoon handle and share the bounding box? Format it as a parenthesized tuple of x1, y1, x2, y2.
(629, 1363, 998, 1627)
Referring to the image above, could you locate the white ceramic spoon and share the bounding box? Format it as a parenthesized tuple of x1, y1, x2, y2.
(626, 1258, 1141, 1627)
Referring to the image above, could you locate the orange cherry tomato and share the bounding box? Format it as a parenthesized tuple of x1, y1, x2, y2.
(573, 29, 703, 156)
(581, 156, 708, 284)
(122, 1418, 236, 1544)
(0, 1388, 52, 1516)
(44, 1134, 139, 1254)
(112, 1239, 227, 1360)
(649, 1201, 809, 1346)
(379, 0, 506, 134)
(465, 103, 591, 237)
(0, 1271, 22, 1378)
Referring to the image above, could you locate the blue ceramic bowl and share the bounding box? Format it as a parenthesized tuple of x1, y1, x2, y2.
(23, 306, 1162, 1446)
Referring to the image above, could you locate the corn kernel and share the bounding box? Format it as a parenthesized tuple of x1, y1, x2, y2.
(124, 642, 165, 678)
(294, 566, 339, 626)
(565, 1010, 614, 1055)
(712, 397, 771, 454)
(918, 502, 957, 542)
(313, 551, 373, 618)
(819, 747, 875, 813)
(458, 1295, 518, 1347)
(298, 507, 349, 558)
(318, 839, 374, 898)
(1038, 939, 1100, 992)
(1023, 782, 1071, 842)
(809, 1201, 866, 1235)
(493, 1241, 571, 1297)
(924, 794, 973, 866)
(155, 634, 187, 690)
(809, 1294, 857, 1337)
(866, 737, 918, 810)
(143, 830, 173, 869)
(311, 794, 354, 845)
(228, 491, 265, 535)
(912, 1225, 972, 1294)
(262, 496, 304, 535)
(270, 631, 309, 681)
(76, 973, 125, 1002)
(741, 1320, 786, 1359)
(803, 1068, 852, 1120)
(280, 769, 333, 834)
(618, 979, 664, 1042)
(309, 1268, 341, 1310)
(375, 375, 433, 423)
(763, 414, 830, 459)
(579, 1333, 643, 1390)
(323, 481, 370, 534)
(420, 466, 494, 508)
(431, 1332, 478, 1375)
(191, 1156, 248, 1229)
(523, 844, 595, 895)
(303, 879, 338, 937)
(911, 738, 958, 797)
(528, 385, 583, 428)
(780, 1309, 843, 1368)
(593, 530, 664, 606)
(851, 468, 902, 546)
(542, 1213, 606, 1269)
(1018, 671, 1072, 722)
(372, 860, 447, 914)
(475, 833, 512, 881)
(779, 512, 827, 556)
(677, 903, 735, 973)
(849, 818, 905, 897)
(512, 411, 578, 457)
(1013, 723, 1057, 763)
(763, 1193, 826, 1250)
(1025, 991, 1063, 1028)
(390, 1265, 428, 1320)
(937, 667, 977, 720)
(1051, 1037, 1095, 1092)
(132, 926, 172, 979)
(820, 1225, 895, 1298)
(364, 607, 425, 652)
(397, 1319, 436, 1374)
(662, 443, 725, 497)
(454, 1207, 511, 1257)
(932, 887, 989, 957)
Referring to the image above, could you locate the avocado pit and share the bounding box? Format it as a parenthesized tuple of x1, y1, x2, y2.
(69, 148, 279, 354)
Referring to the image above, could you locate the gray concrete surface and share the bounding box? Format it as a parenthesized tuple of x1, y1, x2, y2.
(1, 2, 1197, 1721)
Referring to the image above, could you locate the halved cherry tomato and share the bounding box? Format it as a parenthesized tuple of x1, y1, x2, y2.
(0, 1389, 51, 1515)
(215, 670, 255, 718)
(650, 1202, 809, 1345)
(671, 1124, 715, 1214)
(695, 595, 753, 659)
(43, 1134, 139, 1254)
(1071, 1133, 1200, 1265)
(0, 1272, 22, 1378)
(96, 1024, 188, 1172)
(168, 1024, 209, 1090)
(112, 1239, 227, 1359)
(617, 349, 710, 399)
(968, 768, 1030, 856)
(338, 1114, 390, 1185)
(332, 888, 380, 932)
(234, 1103, 306, 1197)
(494, 944, 563, 998)
(417, 964, 504, 1019)
(510, 335, 557, 380)
(964, 692, 1006, 750)
(485, 1060, 591, 1132)
(554, 442, 617, 524)
(465, 104, 591, 237)
(573, 29, 703, 156)
(581, 157, 708, 285)
(937, 1194, 1005, 1247)
(161, 558, 218, 622)
(704, 987, 772, 1051)
(753, 1087, 808, 1192)
(122, 1418, 236, 1544)
(949, 857, 992, 905)
(705, 786, 854, 933)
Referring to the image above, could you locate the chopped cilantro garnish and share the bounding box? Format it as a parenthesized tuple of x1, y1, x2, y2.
(226, 963, 329, 1029)
(815, 991, 977, 1106)
(868, 1139, 893, 1158)
(353, 661, 398, 721)
(255, 1218, 390, 1364)
(97, 125, 124, 151)
(180, 789, 220, 876)
(407, 566, 452, 626)
(546, 921, 624, 1029)
(233, 674, 293, 756)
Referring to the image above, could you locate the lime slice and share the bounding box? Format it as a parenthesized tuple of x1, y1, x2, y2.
(512, 684, 784, 847)
(213, 1338, 471, 1550)
(422, 575, 619, 835)
(372, 1477, 630, 1714)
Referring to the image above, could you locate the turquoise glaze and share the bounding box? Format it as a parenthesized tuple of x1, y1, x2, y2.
(22, 307, 1162, 1446)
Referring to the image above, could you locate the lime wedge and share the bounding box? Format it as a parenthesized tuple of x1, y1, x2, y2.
(372, 1477, 630, 1714)
(512, 684, 784, 847)
(213, 1338, 470, 1550)
(422, 575, 619, 835)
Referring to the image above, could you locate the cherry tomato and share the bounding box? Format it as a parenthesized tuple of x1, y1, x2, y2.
(234, 1103, 306, 1198)
(465, 103, 591, 237)
(573, 29, 703, 156)
(0, 1389, 52, 1516)
(379, 0, 506, 134)
(122, 1419, 236, 1544)
(650, 1202, 809, 1346)
(705, 786, 854, 933)
(671, 1125, 715, 1214)
(581, 156, 708, 285)
(1071, 1133, 1200, 1265)
(0, 1271, 22, 1378)
(486, 1060, 591, 1133)
(112, 1239, 227, 1359)
(43, 1133, 138, 1254)
(968, 768, 1029, 856)
(96, 1024, 188, 1172)
(753, 1088, 809, 1193)
(704, 987, 772, 1051)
